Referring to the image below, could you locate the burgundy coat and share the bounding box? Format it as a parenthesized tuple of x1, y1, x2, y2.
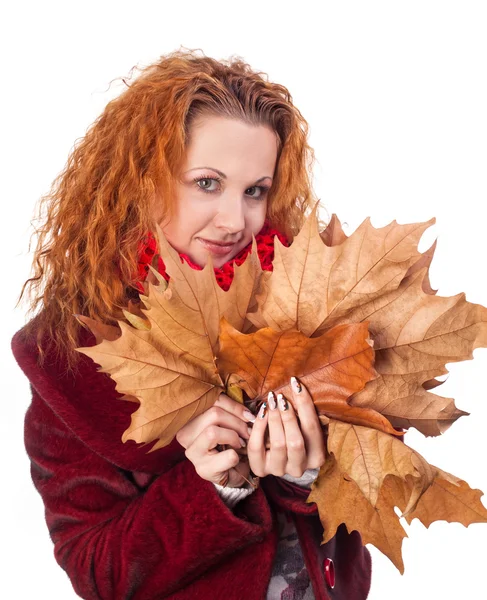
(12, 321, 372, 600)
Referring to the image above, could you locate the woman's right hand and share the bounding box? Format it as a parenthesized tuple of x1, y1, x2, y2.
(176, 393, 256, 488)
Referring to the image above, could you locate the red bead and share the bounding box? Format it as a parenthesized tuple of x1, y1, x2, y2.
(323, 557, 335, 589)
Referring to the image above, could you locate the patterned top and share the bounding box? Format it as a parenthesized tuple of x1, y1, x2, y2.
(266, 511, 315, 599)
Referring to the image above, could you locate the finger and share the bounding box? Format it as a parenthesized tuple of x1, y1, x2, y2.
(290, 377, 326, 468)
(246, 400, 269, 477)
(276, 393, 307, 477)
(267, 392, 287, 476)
(186, 425, 246, 463)
(177, 403, 252, 449)
(201, 448, 240, 482)
(199, 448, 241, 484)
(214, 392, 257, 424)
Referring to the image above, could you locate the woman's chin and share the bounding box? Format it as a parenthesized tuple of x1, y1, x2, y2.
(204, 255, 227, 269)
(195, 247, 240, 269)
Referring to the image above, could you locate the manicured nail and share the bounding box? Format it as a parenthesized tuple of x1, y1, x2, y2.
(277, 393, 289, 411)
(239, 436, 247, 448)
(243, 409, 256, 423)
(268, 391, 277, 410)
(259, 402, 268, 419)
(290, 376, 302, 393)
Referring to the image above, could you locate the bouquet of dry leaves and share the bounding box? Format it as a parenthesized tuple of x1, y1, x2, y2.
(75, 204, 487, 573)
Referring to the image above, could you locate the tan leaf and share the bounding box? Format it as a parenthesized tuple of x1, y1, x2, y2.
(350, 373, 468, 436)
(402, 239, 438, 295)
(226, 382, 244, 405)
(344, 267, 486, 435)
(249, 204, 435, 337)
(75, 227, 261, 450)
(153, 223, 262, 345)
(327, 420, 435, 510)
(122, 309, 151, 331)
(76, 312, 222, 451)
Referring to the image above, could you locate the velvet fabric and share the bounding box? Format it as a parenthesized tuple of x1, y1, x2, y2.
(12, 222, 372, 599)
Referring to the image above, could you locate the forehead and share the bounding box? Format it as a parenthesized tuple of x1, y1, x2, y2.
(184, 116, 279, 175)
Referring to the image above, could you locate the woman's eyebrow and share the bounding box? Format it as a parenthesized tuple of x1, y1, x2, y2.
(185, 167, 272, 183)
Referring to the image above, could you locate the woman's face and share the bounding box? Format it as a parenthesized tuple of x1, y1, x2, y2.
(158, 115, 279, 269)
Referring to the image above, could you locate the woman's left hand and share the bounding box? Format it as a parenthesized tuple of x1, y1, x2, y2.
(247, 376, 326, 478)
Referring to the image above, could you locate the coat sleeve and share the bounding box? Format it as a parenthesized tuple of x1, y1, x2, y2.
(24, 386, 273, 600)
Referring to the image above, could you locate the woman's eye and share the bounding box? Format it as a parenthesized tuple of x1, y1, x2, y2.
(246, 185, 266, 199)
(194, 177, 219, 193)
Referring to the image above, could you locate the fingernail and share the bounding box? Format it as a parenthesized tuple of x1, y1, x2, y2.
(290, 376, 302, 393)
(277, 393, 289, 411)
(243, 409, 256, 423)
(268, 391, 277, 410)
(239, 436, 247, 448)
(259, 402, 268, 419)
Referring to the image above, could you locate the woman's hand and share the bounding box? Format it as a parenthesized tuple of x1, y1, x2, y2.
(247, 377, 326, 478)
(176, 393, 256, 488)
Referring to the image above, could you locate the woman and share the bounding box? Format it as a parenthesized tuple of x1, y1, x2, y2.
(12, 48, 371, 599)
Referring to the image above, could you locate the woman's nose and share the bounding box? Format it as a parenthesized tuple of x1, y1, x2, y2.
(213, 196, 245, 233)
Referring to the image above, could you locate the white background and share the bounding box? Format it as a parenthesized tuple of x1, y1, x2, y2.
(2, 1, 487, 598)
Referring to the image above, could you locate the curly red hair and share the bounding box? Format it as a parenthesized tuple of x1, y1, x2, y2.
(16, 47, 325, 373)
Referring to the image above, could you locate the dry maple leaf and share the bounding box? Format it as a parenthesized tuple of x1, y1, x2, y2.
(217, 319, 402, 437)
(76, 225, 263, 451)
(309, 419, 487, 573)
(325, 420, 436, 511)
(308, 451, 410, 573)
(247, 202, 436, 337)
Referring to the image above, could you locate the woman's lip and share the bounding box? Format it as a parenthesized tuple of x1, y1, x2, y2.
(197, 238, 236, 255)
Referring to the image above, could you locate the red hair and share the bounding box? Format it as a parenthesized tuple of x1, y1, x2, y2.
(16, 47, 325, 373)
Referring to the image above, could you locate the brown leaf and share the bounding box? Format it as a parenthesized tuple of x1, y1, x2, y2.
(218, 319, 376, 402)
(73, 314, 121, 343)
(308, 454, 409, 573)
(309, 420, 487, 573)
(218, 319, 400, 436)
(73, 206, 487, 575)
(404, 467, 487, 528)
(319, 213, 349, 246)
